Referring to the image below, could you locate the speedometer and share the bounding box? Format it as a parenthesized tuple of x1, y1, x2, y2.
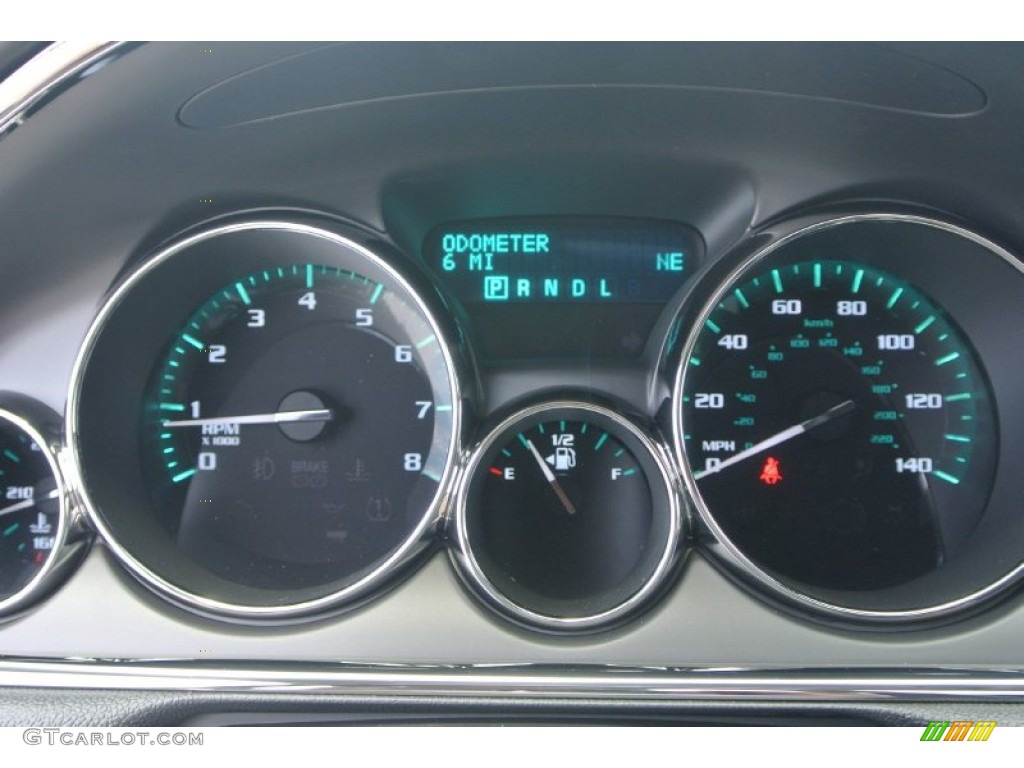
(680, 259, 997, 593)
(669, 214, 1024, 622)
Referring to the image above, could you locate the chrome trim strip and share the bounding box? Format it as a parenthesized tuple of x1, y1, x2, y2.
(0, 42, 121, 136)
(670, 212, 1024, 623)
(1, 659, 1024, 701)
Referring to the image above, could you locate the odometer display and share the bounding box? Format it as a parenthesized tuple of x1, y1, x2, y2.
(680, 259, 997, 595)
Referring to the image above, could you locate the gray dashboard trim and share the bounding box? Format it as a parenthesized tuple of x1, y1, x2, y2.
(1, 659, 1023, 702)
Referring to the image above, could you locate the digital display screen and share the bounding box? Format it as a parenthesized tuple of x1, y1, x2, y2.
(426, 218, 701, 304)
(423, 217, 703, 361)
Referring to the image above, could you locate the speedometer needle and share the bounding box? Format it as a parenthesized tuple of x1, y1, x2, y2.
(694, 399, 856, 480)
(525, 439, 577, 516)
(162, 409, 334, 428)
(0, 489, 60, 518)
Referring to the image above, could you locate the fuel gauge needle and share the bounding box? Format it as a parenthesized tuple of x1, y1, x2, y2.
(525, 439, 577, 516)
(694, 399, 856, 480)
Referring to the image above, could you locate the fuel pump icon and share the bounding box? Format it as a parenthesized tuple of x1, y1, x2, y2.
(546, 446, 577, 471)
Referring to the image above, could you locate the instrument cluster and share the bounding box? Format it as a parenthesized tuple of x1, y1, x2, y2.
(6, 206, 1024, 634)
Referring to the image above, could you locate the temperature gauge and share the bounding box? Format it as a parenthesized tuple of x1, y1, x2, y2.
(0, 396, 83, 618)
(452, 401, 681, 632)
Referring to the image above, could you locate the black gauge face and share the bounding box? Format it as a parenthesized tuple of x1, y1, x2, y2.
(141, 263, 455, 592)
(458, 404, 677, 628)
(680, 259, 997, 594)
(0, 414, 61, 605)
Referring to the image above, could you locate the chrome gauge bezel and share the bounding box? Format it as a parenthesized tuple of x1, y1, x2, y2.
(0, 395, 87, 620)
(451, 400, 683, 633)
(670, 212, 1024, 625)
(67, 220, 467, 622)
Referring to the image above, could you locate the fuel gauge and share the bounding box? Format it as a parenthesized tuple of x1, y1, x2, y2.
(452, 401, 681, 632)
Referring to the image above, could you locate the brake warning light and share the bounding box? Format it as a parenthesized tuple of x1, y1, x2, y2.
(759, 456, 782, 485)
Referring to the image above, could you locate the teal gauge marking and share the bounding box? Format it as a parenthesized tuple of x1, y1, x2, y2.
(936, 352, 960, 366)
(771, 269, 783, 293)
(915, 315, 936, 334)
(3, 523, 18, 537)
(416, 334, 437, 349)
(181, 333, 204, 350)
(3, 449, 19, 463)
(235, 282, 252, 305)
(594, 432, 609, 451)
(852, 268, 865, 293)
(171, 468, 196, 483)
(370, 284, 383, 304)
(734, 288, 750, 308)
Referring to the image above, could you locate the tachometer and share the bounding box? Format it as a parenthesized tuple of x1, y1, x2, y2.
(144, 263, 453, 592)
(70, 220, 463, 620)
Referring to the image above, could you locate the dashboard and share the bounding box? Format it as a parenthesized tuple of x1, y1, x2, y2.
(3, 41, 1024, 726)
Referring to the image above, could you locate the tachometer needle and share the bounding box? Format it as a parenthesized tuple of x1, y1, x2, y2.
(694, 399, 856, 480)
(525, 438, 577, 516)
(0, 489, 60, 518)
(162, 409, 334, 428)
